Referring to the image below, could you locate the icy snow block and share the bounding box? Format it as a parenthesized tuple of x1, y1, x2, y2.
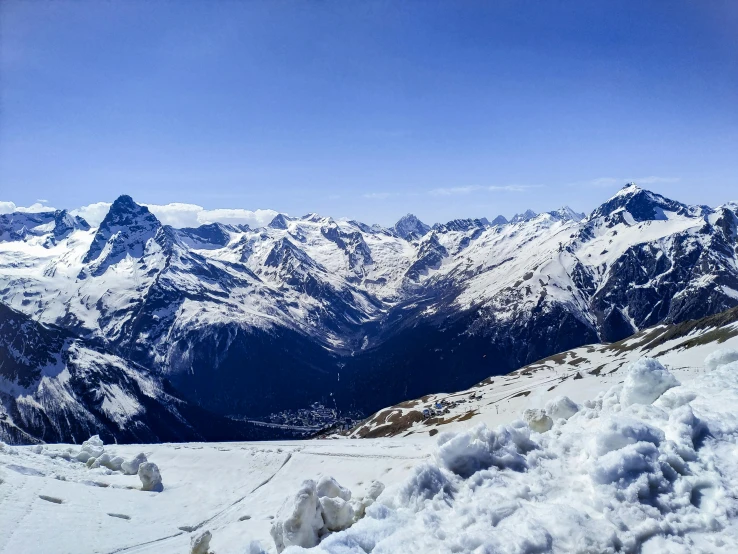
(544, 395, 579, 421)
(121, 453, 147, 475)
(523, 409, 553, 433)
(620, 358, 679, 406)
(271, 479, 324, 553)
(436, 422, 535, 478)
(190, 530, 211, 554)
(138, 462, 163, 492)
(76, 450, 92, 463)
(80, 435, 104, 458)
(90, 453, 124, 471)
(351, 480, 385, 520)
(704, 349, 738, 371)
(320, 496, 355, 531)
(316, 476, 352, 501)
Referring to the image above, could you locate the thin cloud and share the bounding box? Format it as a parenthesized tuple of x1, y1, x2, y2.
(363, 192, 399, 200)
(429, 184, 541, 196)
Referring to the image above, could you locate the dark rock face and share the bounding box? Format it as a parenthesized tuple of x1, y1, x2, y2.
(268, 213, 290, 229)
(405, 233, 448, 282)
(176, 223, 232, 249)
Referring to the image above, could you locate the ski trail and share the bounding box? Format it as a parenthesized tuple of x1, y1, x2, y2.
(180, 451, 294, 533)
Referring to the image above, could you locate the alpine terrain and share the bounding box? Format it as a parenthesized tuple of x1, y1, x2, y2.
(1, 183, 737, 443)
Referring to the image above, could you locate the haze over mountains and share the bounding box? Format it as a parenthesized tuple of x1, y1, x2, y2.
(1, 183, 737, 443)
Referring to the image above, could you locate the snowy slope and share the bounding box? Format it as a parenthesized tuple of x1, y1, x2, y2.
(1, 184, 737, 436)
(348, 306, 738, 439)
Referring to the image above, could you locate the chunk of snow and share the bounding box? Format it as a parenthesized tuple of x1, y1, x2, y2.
(121, 453, 147, 475)
(90, 453, 124, 471)
(80, 435, 104, 458)
(350, 480, 385, 521)
(189, 530, 211, 554)
(590, 417, 664, 456)
(704, 348, 738, 371)
(316, 476, 351, 501)
(319, 496, 354, 532)
(620, 358, 679, 406)
(544, 395, 579, 420)
(522, 408, 553, 432)
(138, 462, 162, 492)
(436, 422, 536, 478)
(271, 479, 324, 552)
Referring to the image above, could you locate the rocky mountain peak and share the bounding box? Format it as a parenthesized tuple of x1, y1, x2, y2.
(394, 214, 430, 240)
(82, 195, 163, 270)
(589, 185, 695, 224)
(510, 209, 538, 224)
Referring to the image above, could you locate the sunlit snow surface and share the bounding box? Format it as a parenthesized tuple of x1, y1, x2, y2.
(2, 351, 738, 553)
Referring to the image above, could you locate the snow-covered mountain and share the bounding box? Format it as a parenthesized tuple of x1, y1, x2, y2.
(1, 184, 737, 440)
(0, 303, 289, 444)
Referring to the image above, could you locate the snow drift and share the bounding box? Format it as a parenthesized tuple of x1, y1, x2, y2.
(278, 356, 738, 553)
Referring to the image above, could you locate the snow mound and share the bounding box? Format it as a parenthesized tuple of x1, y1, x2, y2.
(436, 421, 536, 478)
(316, 476, 351, 501)
(620, 358, 680, 406)
(281, 355, 738, 553)
(90, 453, 124, 471)
(76, 435, 104, 462)
(190, 530, 212, 554)
(121, 453, 147, 475)
(705, 348, 738, 371)
(522, 408, 553, 432)
(138, 462, 162, 492)
(544, 395, 579, 420)
(271, 480, 324, 552)
(272, 477, 385, 552)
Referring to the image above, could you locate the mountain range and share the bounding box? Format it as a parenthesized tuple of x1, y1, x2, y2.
(1, 183, 737, 443)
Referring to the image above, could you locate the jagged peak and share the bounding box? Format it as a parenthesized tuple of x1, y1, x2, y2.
(432, 218, 489, 233)
(394, 213, 430, 240)
(589, 184, 704, 224)
(99, 195, 160, 229)
(490, 215, 508, 226)
(510, 209, 538, 224)
(549, 206, 585, 222)
(613, 182, 642, 197)
(268, 213, 291, 229)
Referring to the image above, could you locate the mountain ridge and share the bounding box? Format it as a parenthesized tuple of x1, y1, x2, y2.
(1, 183, 737, 441)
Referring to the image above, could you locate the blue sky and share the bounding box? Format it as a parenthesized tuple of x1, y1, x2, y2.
(1, 0, 737, 226)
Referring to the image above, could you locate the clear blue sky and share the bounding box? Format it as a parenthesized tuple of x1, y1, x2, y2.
(1, 0, 736, 226)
